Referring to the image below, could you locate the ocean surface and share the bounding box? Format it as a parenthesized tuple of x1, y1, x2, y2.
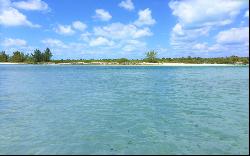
(0, 65, 249, 155)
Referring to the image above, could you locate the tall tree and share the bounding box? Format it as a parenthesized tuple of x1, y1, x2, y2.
(43, 48, 53, 62)
(145, 51, 158, 63)
(11, 51, 25, 62)
(24, 53, 34, 63)
(32, 49, 42, 63)
(0, 51, 9, 62)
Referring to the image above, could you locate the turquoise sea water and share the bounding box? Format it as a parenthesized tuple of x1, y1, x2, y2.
(0, 65, 249, 155)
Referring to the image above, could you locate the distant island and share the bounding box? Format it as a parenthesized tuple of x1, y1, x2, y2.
(0, 48, 249, 66)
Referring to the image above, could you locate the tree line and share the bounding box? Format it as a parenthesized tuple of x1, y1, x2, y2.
(0, 49, 249, 64)
(0, 48, 52, 63)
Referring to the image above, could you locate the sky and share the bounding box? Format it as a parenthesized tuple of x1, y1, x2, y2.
(0, 0, 249, 59)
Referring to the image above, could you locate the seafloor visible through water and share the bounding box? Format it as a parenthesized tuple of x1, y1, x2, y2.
(0, 65, 249, 154)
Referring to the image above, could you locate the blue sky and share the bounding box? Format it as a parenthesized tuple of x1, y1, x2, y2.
(0, 0, 249, 59)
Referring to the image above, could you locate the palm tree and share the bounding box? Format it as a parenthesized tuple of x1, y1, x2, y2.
(146, 50, 158, 63)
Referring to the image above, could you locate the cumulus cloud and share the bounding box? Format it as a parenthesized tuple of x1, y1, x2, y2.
(169, 0, 248, 38)
(55, 24, 75, 35)
(133, 27, 152, 38)
(80, 32, 91, 42)
(192, 43, 207, 50)
(1, 38, 27, 47)
(93, 22, 152, 40)
(216, 27, 249, 44)
(169, 0, 248, 27)
(119, 0, 134, 11)
(40, 39, 89, 59)
(90, 21, 155, 53)
(0, 1, 40, 27)
(93, 9, 112, 21)
(169, 0, 249, 55)
(134, 8, 156, 26)
(207, 44, 227, 52)
(191, 41, 248, 56)
(171, 25, 210, 45)
(41, 38, 68, 48)
(89, 37, 114, 47)
(51, 20, 153, 54)
(172, 23, 184, 36)
(190, 27, 249, 55)
(72, 21, 87, 31)
(55, 21, 87, 35)
(0, 8, 39, 27)
(13, 0, 49, 11)
(0, 0, 41, 27)
(122, 40, 146, 52)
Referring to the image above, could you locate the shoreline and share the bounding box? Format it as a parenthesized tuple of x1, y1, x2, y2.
(0, 62, 248, 66)
(0, 62, 27, 65)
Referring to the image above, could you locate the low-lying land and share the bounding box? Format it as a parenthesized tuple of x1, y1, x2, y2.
(0, 62, 248, 66)
(0, 49, 249, 66)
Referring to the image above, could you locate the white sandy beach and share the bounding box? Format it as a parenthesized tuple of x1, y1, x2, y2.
(0, 62, 27, 65)
(138, 63, 247, 66)
(55, 62, 247, 66)
(0, 62, 248, 66)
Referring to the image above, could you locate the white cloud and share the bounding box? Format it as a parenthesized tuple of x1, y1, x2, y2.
(216, 27, 249, 44)
(51, 21, 152, 54)
(245, 10, 249, 18)
(1, 38, 27, 47)
(13, 0, 49, 11)
(94, 9, 112, 21)
(171, 25, 210, 45)
(169, 0, 249, 56)
(169, 0, 248, 27)
(72, 21, 87, 31)
(41, 38, 68, 48)
(172, 23, 184, 36)
(0, 0, 40, 27)
(189, 27, 249, 54)
(191, 42, 248, 56)
(133, 27, 152, 38)
(89, 37, 114, 47)
(0, 7, 40, 27)
(122, 40, 146, 52)
(207, 44, 226, 52)
(119, 0, 134, 11)
(93, 22, 152, 40)
(55, 21, 87, 35)
(192, 43, 207, 50)
(91, 22, 153, 52)
(55, 24, 75, 35)
(80, 32, 91, 42)
(40, 39, 89, 59)
(134, 8, 156, 26)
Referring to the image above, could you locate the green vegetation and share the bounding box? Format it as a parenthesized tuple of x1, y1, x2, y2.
(0, 49, 248, 65)
(0, 48, 53, 63)
(32, 49, 43, 63)
(0, 51, 8, 62)
(11, 51, 26, 62)
(31, 48, 53, 63)
(43, 48, 53, 62)
(116, 58, 130, 64)
(145, 51, 158, 63)
(50, 55, 249, 65)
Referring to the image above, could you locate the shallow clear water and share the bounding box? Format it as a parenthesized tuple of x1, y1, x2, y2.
(0, 65, 249, 155)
